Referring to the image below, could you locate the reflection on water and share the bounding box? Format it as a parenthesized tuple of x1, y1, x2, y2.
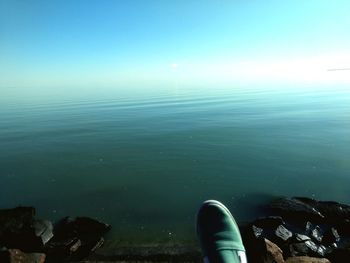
(1, 85, 350, 244)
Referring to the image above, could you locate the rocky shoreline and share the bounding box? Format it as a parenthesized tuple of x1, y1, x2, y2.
(242, 197, 350, 263)
(1, 197, 350, 262)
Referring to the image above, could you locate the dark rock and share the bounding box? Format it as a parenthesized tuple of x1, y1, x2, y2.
(305, 222, 313, 233)
(270, 198, 324, 223)
(0, 207, 44, 252)
(242, 225, 267, 263)
(336, 219, 350, 236)
(303, 240, 327, 257)
(0, 249, 46, 263)
(316, 245, 327, 257)
(275, 225, 293, 241)
(253, 225, 264, 238)
(323, 227, 340, 245)
(289, 242, 309, 257)
(45, 217, 110, 262)
(250, 197, 350, 260)
(326, 248, 350, 263)
(288, 233, 329, 258)
(53, 217, 110, 240)
(69, 238, 81, 252)
(304, 240, 318, 253)
(33, 220, 53, 245)
(310, 226, 323, 243)
(45, 237, 81, 260)
(0, 208, 55, 253)
(295, 234, 311, 242)
(296, 198, 350, 221)
(0, 207, 35, 235)
(90, 237, 104, 252)
(254, 216, 286, 229)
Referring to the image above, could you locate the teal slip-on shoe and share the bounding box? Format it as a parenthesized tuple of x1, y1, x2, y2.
(196, 200, 247, 263)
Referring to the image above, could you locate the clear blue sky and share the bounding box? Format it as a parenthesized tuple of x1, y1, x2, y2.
(1, 0, 350, 87)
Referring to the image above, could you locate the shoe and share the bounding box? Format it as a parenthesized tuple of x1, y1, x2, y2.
(196, 200, 247, 263)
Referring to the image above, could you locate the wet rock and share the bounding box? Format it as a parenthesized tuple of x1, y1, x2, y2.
(0, 207, 35, 234)
(275, 225, 293, 241)
(270, 198, 325, 223)
(274, 197, 350, 224)
(336, 219, 350, 236)
(303, 240, 327, 257)
(305, 222, 312, 233)
(0, 207, 44, 252)
(296, 198, 350, 222)
(264, 238, 285, 263)
(326, 248, 350, 263)
(295, 234, 311, 242)
(323, 227, 340, 245)
(33, 220, 53, 245)
(288, 234, 328, 258)
(69, 238, 82, 252)
(285, 256, 330, 263)
(242, 226, 267, 263)
(45, 237, 81, 260)
(53, 217, 111, 239)
(316, 245, 327, 257)
(0, 249, 46, 263)
(310, 226, 323, 243)
(304, 240, 317, 253)
(45, 217, 111, 262)
(89, 237, 104, 252)
(253, 225, 264, 238)
(289, 242, 309, 257)
(0, 207, 53, 252)
(246, 197, 350, 261)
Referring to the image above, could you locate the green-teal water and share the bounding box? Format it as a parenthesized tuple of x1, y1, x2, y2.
(1, 85, 350, 245)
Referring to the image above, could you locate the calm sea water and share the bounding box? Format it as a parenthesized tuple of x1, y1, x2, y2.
(1, 85, 350, 246)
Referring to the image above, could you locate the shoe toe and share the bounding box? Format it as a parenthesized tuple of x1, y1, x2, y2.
(197, 200, 245, 256)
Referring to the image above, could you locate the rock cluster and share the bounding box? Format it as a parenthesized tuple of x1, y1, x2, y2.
(243, 197, 350, 263)
(1, 197, 350, 263)
(0, 207, 111, 262)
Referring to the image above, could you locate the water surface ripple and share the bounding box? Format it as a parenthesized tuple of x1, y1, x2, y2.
(1, 86, 350, 244)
